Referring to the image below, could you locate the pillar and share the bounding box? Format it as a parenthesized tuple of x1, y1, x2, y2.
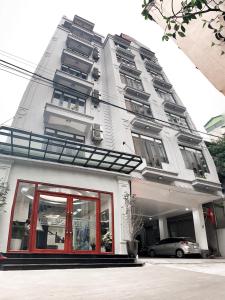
(159, 217, 169, 240)
(192, 205, 208, 251)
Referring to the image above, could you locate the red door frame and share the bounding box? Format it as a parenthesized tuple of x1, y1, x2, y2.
(30, 191, 100, 254)
(7, 179, 115, 255)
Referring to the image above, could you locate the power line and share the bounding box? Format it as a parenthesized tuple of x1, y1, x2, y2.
(0, 58, 222, 140)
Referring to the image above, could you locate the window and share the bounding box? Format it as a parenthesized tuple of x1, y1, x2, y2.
(116, 55, 136, 68)
(166, 112, 190, 132)
(147, 70, 164, 81)
(45, 127, 85, 143)
(155, 88, 176, 103)
(114, 42, 128, 49)
(52, 90, 86, 114)
(179, 145, 209, 177)
(61, 64, 87, 79)
(120, 73, 144, 91)
(132, 133, 168, 168)
(125, 98, 152, 118)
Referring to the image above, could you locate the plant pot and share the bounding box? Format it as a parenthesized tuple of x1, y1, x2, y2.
(126, 240, 139, 258)
(10, 238, 22, 250)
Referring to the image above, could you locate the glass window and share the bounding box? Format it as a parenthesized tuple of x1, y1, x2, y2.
(100, 193, 113, 252)
(156, 88, 176, 103)
(125, 98, 152, 118)
(166, 112, 190, 132)
(45, 127, 85, 144)
(52, 89, 86, 114)
(179, 145, 209, 177)
(132, 133, 168, 168)
(9, 182, 36, 250)
(120, 73, 144, 91)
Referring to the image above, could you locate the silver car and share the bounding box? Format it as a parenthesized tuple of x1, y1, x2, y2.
(148, 237, 201, 258)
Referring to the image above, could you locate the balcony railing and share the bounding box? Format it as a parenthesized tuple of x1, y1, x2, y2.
(145, 59, 162, 73)
(67, 34, 93, 57)
(119, 62, 141, 77)
(61, 49, 93, 74)
(0, 127, 142, 174)
(116, 46, 135, 59)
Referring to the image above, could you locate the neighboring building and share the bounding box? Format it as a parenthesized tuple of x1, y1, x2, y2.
(204, 114, 225, 141)
(0, 15, 223, 260)
(148, 1, 225, 96)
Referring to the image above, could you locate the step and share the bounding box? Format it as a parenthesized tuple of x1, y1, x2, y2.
(1, 262, 144, 271)
(2, 257, 136, 265)
(4, 253, 129, 259)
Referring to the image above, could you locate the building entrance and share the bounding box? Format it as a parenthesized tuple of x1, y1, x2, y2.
(33, 192, 98, 253)
(8, 180, 113, 254)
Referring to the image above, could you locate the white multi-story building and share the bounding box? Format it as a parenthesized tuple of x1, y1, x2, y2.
(0, 15, 223, 260)
(204, 114, 225, 142)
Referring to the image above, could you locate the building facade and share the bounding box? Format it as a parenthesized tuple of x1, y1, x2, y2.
(0, 15, 223, 257)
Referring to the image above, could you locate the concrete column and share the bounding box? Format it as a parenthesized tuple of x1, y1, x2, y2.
(159, 217, 169, 240)
(192, 206, 208, 250)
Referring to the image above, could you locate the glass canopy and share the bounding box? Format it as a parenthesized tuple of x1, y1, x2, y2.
(0, 126, 142, 174)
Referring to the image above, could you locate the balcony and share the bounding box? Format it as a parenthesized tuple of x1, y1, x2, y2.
(153, 78, 173, 91)
(67, 34, 93, 57)
(0, 126, 142, 174)
(53, 70, 93, 99)
(192, 178, 221, 192)
(144, 59, 162, 73)
(61, 49, 93, 74)
(163, 100, 186, 114)
(124, 86, 150, 102)
(131, 117, 163, 133)
(114, 34, 131, 48)
(140, 47, 155, 60)
(73, 15, 94, 32)
(116, 45, 135, 60)
(119, 62, 141, 77)
(44, 102, 94, 135)
(176, 130, 203, 145)
(142, 166, 178, 182)
(71, 24, 94, 43)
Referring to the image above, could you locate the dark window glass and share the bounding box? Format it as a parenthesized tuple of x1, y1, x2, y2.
(45, 127, 85, 143)
(132, 133, 168, 168)
(125, 98, 152, 118)
(120, 73, 144, 91)
(179, 145, 209, 178)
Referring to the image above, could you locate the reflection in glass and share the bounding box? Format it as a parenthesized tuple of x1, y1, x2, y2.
(72, 199, 96, 251)
(10, 182, 35, 250)
(36, 195, 67, 250)
(100, 193, 113, 252)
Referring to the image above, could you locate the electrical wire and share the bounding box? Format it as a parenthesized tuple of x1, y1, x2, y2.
(0, 58, 222, 140)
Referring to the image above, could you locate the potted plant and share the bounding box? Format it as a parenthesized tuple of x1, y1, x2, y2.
(10, 221, 25, 250)
(123, 192, 143, 258)
(102, 232, 112, 252)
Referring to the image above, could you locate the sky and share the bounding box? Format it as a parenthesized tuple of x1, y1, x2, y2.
(0, 0, 224, 134)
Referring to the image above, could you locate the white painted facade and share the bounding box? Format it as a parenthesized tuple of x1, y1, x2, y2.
(0, 15, 223, 256)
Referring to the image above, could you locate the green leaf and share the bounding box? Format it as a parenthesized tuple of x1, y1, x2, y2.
(178, 31, 186, 37)
(211, 42, 215, 46)
(196, 0, 202, 9)
(221, 51, 225, 55)
(168, 23, 171, 30)
(181, 25, 186, 32)
(174, 24, 179, 31)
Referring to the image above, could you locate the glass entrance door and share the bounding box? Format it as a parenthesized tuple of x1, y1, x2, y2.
(34, 193, 68, 251)
(32, 193, 98, 253)
(71, 198, 97, 252)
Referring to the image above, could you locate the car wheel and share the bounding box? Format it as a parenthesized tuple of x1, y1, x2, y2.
(176, 249, 184, 258)
(149, 250, 155, 258)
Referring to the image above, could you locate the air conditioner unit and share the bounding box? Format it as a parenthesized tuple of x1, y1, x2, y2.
(91, 90, 101, 107)
(92, 47, 100, 61)
(92, 123, 103, 142)
(92, 67, 101, 80)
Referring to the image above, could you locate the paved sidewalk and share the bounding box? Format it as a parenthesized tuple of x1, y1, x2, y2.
(1, 263, 225, 300)
(141, 258, 225, 277)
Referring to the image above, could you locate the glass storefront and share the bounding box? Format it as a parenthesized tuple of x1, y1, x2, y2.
(8, 180, 114, 254)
